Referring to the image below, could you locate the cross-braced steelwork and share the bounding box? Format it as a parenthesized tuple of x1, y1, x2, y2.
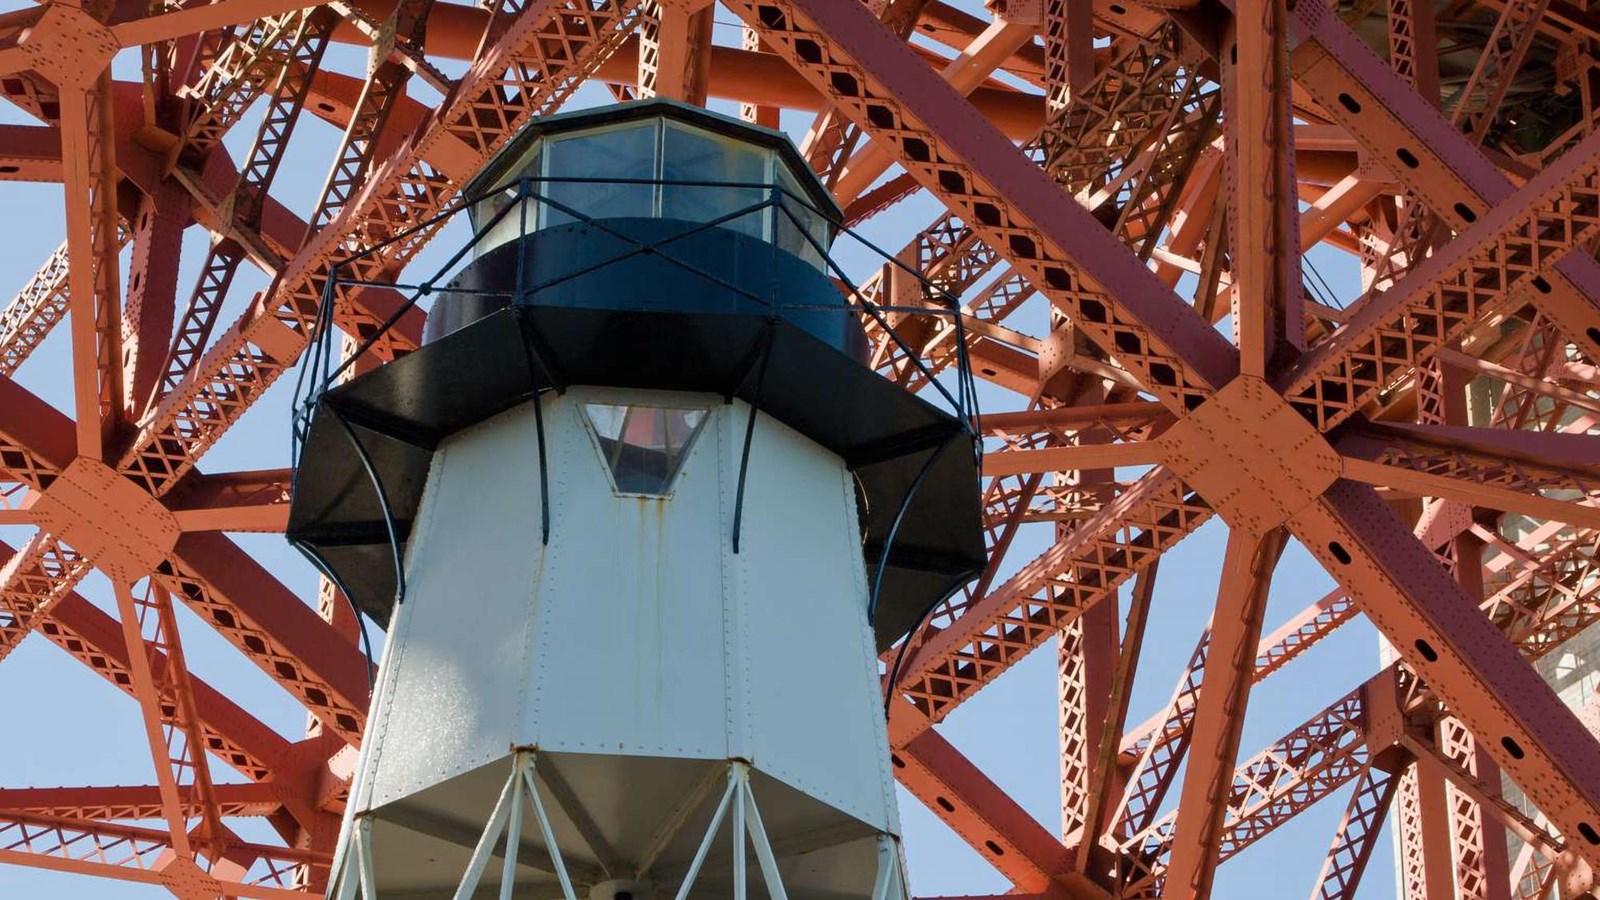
(1, 0, 1599, 894)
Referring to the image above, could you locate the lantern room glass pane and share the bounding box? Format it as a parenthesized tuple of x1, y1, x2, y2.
(462, 113, 838, 268)
(544, 122, 658, 226)
(474, 144, 540, 255)
(774, 165, 826, 269)
(661, 121, 768, 239)
(582, 403, 708, 496)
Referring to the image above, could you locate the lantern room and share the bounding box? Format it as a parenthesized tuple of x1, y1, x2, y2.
(463, 102, 835, 268)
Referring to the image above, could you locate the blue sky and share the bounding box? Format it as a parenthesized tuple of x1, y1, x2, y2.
(0, 14, 1399, 898)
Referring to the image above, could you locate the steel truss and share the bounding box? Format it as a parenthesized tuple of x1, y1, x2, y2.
(1, 0, 1599, 895)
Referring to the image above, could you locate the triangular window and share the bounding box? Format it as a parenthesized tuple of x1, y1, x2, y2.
(582, 403, 708, 496)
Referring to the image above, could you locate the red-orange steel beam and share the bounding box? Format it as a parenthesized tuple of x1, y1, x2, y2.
(110, 579, 201, 859)
(896, 469, 1210, 719)
(0, 374, 75, 487)
(148, 579, 233, 856)
(723, 0, 1238, 414)
(1114, 633, 1211, 841)
(0, 783, 281, 820)
(1106, 83, 1219, 265)
(1058, 511, 1120, 857)
(1403, 724, 1566, 881)
(1201, 686, 1373, 875)
(0, 372, 369, 746)
(166, 469, 290, 509)
(1252, 589, 1359, 682)
(859, 32, 1216, 398)
(618, 40, 1046, 137)
(4, 113, 413, 367)
(1122, 512, 1600, 893)
(1160, 528, 1286, 897)
(0, 533, 89, 663)
(960, 467, 1044, 620)
(736, 26, 780, 127)
(1282, 0, 1600, 366)
(1113, 588, 1364, 849)
(1367, 0, 1546, 308)
(1409, 360, 1495, 900)
(301, 64, 418, 234)
(1310, 763, 1400, 900)
(119, 181, 187, 419)
(1042, 0, 1092, 111)
(1107, 435, 1593, 890)
(3, 74, 424, 393)
(1436, 718, 1514, 900)
(797, 0, 931, 201)
(1441, 346, 1600, 421)
(1118, 682, 1373, 894)
(108, 0, 321, 47)
(858, 193, 1004, 392)
(119, 0, 645, 499)
(0, 123, 61, 181)
(1225, 0, 1298, 377)
(0, 0, 1593, 890)
(1279, 125, 1600, 432)
(636, 1, 713, 104)
(0, 383, 80, 661)
(980, 403, 1173, 435)
(1338, 424, 1600, 528)
(338, 0, 1050, 78)
(982, 441, 1165, 477)
(167, 469, 292, 532)
(0, 541, 301, 792)
(56, 73, 122, 461)
(1041, 28, 1182, 205)
(1395, 759, 1458, 900)
(830, 17, 1036, 203)
(1357, 422, 1600, 479)
(0, 810, 322, 899)
(1073, 560, 1155, 870)
(0, 241, 72, 377)
(163, 532, 372, 742)
(179, 13, 309, 156)
(41, 590, 300, 787)
(889, 709, 1080, 893)
(1292, 483, 1600, 873)
(154, 11, 335, 415)
(187, 142, 424, 344)
(1342, 457, 1600, 530)
(1385, 0, 1440, 105)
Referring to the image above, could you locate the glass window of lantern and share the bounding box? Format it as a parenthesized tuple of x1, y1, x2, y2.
(774, 165, 827, 270)
(581, 403, 708, 496)
(499, 138, 545, 193)
(464, 115, 836, 269)
(473, 146, 540, 255)
(543, 121, 658, 226)
(661, 121, 769, 240)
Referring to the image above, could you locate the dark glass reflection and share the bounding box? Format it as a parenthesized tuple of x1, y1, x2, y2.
(583, 403, 708, 495)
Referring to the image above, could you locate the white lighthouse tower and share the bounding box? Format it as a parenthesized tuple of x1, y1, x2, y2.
(287, 101, 983, 900)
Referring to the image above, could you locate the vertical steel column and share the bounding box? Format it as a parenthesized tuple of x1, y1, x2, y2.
(58, 70, 122, 460)
(1225, 0, 1300, 375)
(1160, 528, 1288, 897)
(637, 0, 714, 104)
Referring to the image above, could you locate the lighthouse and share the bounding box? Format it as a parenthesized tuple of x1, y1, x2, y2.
(287, 100, 983, 900)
